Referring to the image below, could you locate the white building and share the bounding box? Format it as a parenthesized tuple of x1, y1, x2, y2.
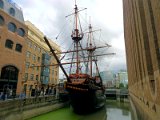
(100, 71, 115, 87)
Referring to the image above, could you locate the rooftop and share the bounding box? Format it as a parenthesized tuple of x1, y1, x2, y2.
(7, 0, 22, 10)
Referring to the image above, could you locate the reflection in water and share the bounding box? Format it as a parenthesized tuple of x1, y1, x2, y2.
(29, 100, 134, 120)
(106, 100, 133, 120)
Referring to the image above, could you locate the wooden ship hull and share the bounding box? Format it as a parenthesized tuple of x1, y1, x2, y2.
(68, 88, 106, 113)
(66, 74, 106, 113)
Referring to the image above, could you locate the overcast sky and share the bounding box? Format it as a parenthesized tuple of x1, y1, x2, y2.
(14, 0, 126, 75)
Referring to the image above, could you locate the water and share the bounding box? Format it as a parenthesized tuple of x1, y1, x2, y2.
(106, 100, 134, 120)
(29, 100, 134, 120)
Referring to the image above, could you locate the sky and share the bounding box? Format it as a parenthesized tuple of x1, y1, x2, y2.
(13, 0, 126, 76)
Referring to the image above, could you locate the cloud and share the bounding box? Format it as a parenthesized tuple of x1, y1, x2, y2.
(14, 0, 126, 77)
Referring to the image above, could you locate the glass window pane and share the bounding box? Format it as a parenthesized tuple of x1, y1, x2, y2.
(25, 73, 28, 81)
(0, 0, 4, 9)
(9, 8, 15, 16)
(15, 44, 22, 52)
(38, 56, 40, 62)
(17, 28, 25, 37)
(31, 64, 35, 70)
(32, 54, 36, 62)
(30, 74, 34, 80)
(8, 22, 17, 32)
(28, 41, 32, 48)
(0, 15, 4, 26)
(36, 75, 39, 81)
(25, 62, 30, 69)
(33, 45, 36, 50)
(26, 51, 31, 58)
(5, 39, 13, 49)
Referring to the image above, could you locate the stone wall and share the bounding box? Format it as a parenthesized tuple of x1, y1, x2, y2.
(0, 95, 68, 120)
(123, 0, 160, 119)
(130, 93, 160, 120)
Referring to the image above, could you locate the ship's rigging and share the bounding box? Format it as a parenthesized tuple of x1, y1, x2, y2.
(29, 0, 116, 90)
(30, 0, 116, 113)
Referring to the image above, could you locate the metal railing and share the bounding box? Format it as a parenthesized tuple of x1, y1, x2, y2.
(0, 95, 58, 118)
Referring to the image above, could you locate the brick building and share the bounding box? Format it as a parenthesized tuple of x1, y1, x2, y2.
(24, 21, 60, 97)
(0, 0, 61, 98)
(123, 0, 160, 119)
(0, 0, 27, 96)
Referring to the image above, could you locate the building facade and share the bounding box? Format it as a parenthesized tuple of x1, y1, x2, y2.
(0, 0, 27, 97)
(100, 71, 115, 88)
(24, 21, 60, 97)
(123, 0, 160, 119)
(117, 71, 128, 88)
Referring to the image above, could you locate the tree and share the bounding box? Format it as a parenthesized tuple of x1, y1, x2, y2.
(126, 84, 128, 89)
(119, 83, 124, 88)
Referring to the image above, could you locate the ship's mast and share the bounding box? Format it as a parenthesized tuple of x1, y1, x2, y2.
(89, 23, 93, 77)
(71, 1, 83, 74)
(75, 4, 79, 74)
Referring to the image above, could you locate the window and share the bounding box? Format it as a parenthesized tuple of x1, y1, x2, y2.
(0, 15, 4, 26)
(8, 22, 17, 32)
(36, 75, 39, 81)
(26, 51, 31, 58)
(33, 45, 36, 51)
(30, 74, 34, 80)
(0, 65, 19, 81)
(45, 67, 49, 72)
(52, 70, 54, 75)
(30, 31, 34, 36)
(29, 85, 33, 90)
(17, 28, 25, 37)
(46, 76, 49, 81)
(32, 54, 36, 62)
(23, 84, 27, 91)
(38, 57, 40, 62)
(37, 47, 41, 52)
(52, 68, 54, 75)
(55, 71, 57, 76)
(25, 73, 28, 81)
(9, 8, 15, 16)
(41, 76, 44, 81)
(36, 67, 39, 71)
(28, 41, 32, 48)
(25, 62, 30, 69)
(5, 39, 13, 49)
(0, 0, 4, 9)
(31, 64, 35, 70)
(41, 49, 45, 53)
(15, 44, 22, 52)
(150, 80, 155, 94)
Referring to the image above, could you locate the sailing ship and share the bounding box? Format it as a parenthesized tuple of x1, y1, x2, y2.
(44, 2, 114, 113)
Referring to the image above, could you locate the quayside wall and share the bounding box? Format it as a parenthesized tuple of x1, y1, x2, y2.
(130, 93, 160, 120)
(0, 96, 68, 120)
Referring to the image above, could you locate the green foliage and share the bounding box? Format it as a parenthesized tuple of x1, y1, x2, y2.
(126, 84, 128, 89)
(119, 83, 124, 88)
